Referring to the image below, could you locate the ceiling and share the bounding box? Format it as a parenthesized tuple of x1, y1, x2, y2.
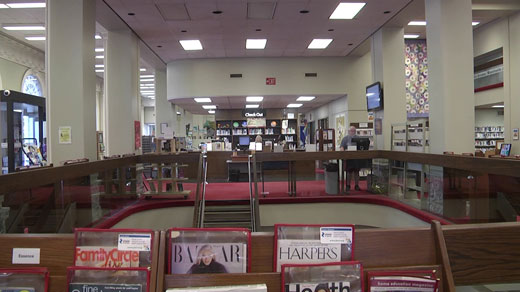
(103, 0, 413, 63)
(172, 94, 345, 114)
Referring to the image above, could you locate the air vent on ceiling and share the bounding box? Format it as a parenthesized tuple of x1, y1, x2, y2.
(247, 2, 276, 19)
(305, 73, 318, 77)
(155, 3, 190, 21)
(498, 110, 504, 116)
(230, 74, 243, 78)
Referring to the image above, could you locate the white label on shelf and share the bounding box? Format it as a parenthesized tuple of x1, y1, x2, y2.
(12, 248, 40, 264)
(118, 234, 152, 251)
(320, 227, 353, 244)
(359, 122, 368, 128)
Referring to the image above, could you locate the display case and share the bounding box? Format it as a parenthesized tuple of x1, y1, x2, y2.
(0, 90, 46, 174)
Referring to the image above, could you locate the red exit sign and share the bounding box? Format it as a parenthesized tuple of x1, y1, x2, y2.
(266, 77, 276, 85)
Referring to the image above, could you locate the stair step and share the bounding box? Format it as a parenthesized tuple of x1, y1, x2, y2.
(204, 214, 251, 222)
(205, 206, 250, 212)
(203, 222, 252, 229)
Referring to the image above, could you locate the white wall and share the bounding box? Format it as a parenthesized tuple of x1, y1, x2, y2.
(167, 57, 349, 99)
(475, 109, 504, 127)
(473, 12, 520, 154)
(143, 106, 155, 124)
(345, 52, 372, 125)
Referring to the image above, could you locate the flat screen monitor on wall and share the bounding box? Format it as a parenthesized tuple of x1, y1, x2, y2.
(239, 136, 250, 146)
(366, 81, 383, 111)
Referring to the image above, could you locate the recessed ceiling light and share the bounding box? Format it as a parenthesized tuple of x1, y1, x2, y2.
(140, 68, 146, 72)
(195, 98, 212, 103)
(472, 21, 480, 26)
(329, 2, 366, 19)
(95, 69, 104, 73)
(25, 36, 45, 41)
(95, 34, 102, 39)
(6, 3, 46, 8)
(297, 96, 315, 101)
(95, 48, 104, 52)
(246, 96, 263, 102)
(492, 105, 504, 108)
(404, 34, 420, 39)
(287, 104, 303, 108)
(140, 75, 154, 78)
(95, 64, 104, 68)
(3, 25, 45, 31)
(308, 39, 333, 49)
(408, 21, 426, 26)
(179, 40, 203, 51)
(300, 10, 309, 14)
(95, 55, 104, 59)
(246, 104, 260, 108)
(202, 105, 217, 109)
(246, 39, 267, 49)
(140, 78, 154, 82)
(208, 110, 215, 114)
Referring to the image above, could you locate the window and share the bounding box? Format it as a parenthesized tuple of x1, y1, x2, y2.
(21, 74, 43, 97)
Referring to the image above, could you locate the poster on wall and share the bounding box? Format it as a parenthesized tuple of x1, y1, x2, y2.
(135, 121, 141, 149)
(335, 114, 346, 148)
(405, 40, 429, 118)
(59, 126, 72, 144)
(513, 128, 519, 140)
(368, 112, 375, 122)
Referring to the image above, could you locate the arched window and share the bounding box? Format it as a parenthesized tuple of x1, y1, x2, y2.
(21, 74, 43, 97)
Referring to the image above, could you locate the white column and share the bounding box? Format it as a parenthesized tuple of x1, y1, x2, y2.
(426, 0, 475, 154)
(46, 0, 96, 163)
(155, 69, 176, 138)
(104, 29, 140, 156)
(371, 27, 407, 150)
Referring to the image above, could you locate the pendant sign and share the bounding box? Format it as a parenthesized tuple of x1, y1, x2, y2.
(266, 77, 276, 85)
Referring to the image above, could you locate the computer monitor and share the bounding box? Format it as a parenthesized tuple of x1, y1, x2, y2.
(239, 136, 250, 146)
(351, 137, 370, 150)
(500, 143, 512, 157)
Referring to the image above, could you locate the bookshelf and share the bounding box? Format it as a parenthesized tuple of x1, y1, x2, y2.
(351, 122, 374, 149)
(474, 126, 504, 153)
(315, 129, 335, 152)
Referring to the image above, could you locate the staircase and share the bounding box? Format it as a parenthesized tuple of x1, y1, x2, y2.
(202, 201, 252, 229)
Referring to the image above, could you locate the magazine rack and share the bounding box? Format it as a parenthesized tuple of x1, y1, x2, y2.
(0, 231, 160, 292)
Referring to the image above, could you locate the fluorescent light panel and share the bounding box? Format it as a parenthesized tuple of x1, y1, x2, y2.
(95, 64, 104, 68)
(6, 3, 45, 8)
(472, 21, 480, 26)
(208, 110, 215, 114)
(140, 75, 154, 78)
(287, 103, 303, 108)
(297, 96, 315, 101)
(176, 111, 182, 115)
(3, 25, 45, 30)
(95, 34, 101, 39)
(492, 105, 504, 108)
(246, 96, 263, 102)
(195, 98, 212, 103)
(95, 55, 104, 59)
(246, 39, 267, 49)
(95, 48, 104, 52)
(308, 39, 333, 49)
(408, 21, 426, 26)
(95, 69, 104, 73)
(202, 105, 217, 109)
(25, 36, 45, 41)
(0, 4, 8, 8)
(140, 78, 154, 82)
(329, 2, 366, 19)
(404, 34, 420, 39)
(179, 40, 203, 50)
(246, 104, 259, 108)
(140, 68, 146, 72)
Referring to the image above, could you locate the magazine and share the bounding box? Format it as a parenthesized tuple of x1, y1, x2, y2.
(0, 288, 36, 292)
(285, 282, 350, 292)
(369, 276, 437, 292)
(166, 284, 267, 292)
(171, 243, 247, 274)
(276, 239, 343, 272)
(69, 283, 142, 292)
(75, 246, 140, 268)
